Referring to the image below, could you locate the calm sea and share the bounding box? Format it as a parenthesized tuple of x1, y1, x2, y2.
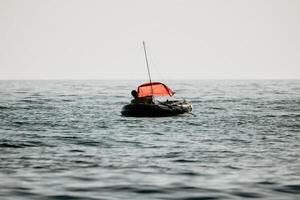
(0, 80, 299, 200)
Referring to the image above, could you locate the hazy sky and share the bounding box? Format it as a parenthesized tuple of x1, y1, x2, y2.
(0, 0, 299, 79)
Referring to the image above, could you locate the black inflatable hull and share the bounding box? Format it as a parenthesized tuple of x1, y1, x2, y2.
(121, 101, 192, 117)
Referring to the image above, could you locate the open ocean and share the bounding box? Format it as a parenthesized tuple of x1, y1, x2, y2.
(0, 80, 299, 200)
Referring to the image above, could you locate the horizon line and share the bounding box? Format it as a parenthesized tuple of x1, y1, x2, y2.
(0, 78, 299, 81)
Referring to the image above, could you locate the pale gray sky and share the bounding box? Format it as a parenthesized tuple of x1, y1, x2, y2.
(0, 0, 299, 79)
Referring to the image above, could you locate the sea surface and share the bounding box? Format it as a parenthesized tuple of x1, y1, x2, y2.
(0, 80, 299, 200)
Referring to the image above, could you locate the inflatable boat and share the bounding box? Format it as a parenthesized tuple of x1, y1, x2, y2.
(121, 82, 193, 117)
(121, 100, 192, 117)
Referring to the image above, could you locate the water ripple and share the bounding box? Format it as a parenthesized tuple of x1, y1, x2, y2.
(0, 80, 299, 200)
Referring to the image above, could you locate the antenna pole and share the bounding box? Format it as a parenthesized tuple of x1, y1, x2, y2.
(143, 41, 154, 96)
(143, 41, 152, 83)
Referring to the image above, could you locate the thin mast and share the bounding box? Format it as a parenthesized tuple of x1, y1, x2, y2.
(143, 41, 154, 96)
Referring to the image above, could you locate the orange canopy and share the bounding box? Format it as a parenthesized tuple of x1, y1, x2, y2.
(137, 82, 175, 97)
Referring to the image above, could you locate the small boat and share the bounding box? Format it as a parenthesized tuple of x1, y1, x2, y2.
(121, 101, 192, 117)
(121, 82, 192, 117)
(121, 42, 193, 117)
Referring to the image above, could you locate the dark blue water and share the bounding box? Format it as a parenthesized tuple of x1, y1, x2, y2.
(0, 80, 299, 200)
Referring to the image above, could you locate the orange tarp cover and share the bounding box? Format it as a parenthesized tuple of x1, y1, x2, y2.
(137, 82, 175, 97)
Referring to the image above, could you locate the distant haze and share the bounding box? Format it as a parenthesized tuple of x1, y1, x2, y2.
(0, 0, 299, 80)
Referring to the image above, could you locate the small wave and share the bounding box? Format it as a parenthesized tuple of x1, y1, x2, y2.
(0, 105, 9, 110)
(273, 184, 300, 194)
(13, 121, 29, 126)
(96, 124, 109, 129)
(231, 191, 264, 198)
(19, 99, 45, 104)
(177, 171, 202, 176)
(61, 99, 74, 102)
(165, 151, 182, 158)
(72, 184, 220, 198)
(75, 140, 109, 147)
(8, 190, 37, 198)
(116, 140, 145, 147)
(0, 143, 25, 148)
(70, 160, 100, 168)
(15, 91, 28, 94)
(69, 149, 85, 153)
(208, 107, 226, 110)
(57, 94, 78, 97)
(257, 181, 278, 185)
(281, 114, 300, 118)
(53, 136, 111, 147)
(0, 141, 53, 148)
(134, 188, 168, 194)
(173, 159, 198, 163)
(174, 196, 222, 200)
(45, 195, 98, 200)
(224, 165, 242, 170)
